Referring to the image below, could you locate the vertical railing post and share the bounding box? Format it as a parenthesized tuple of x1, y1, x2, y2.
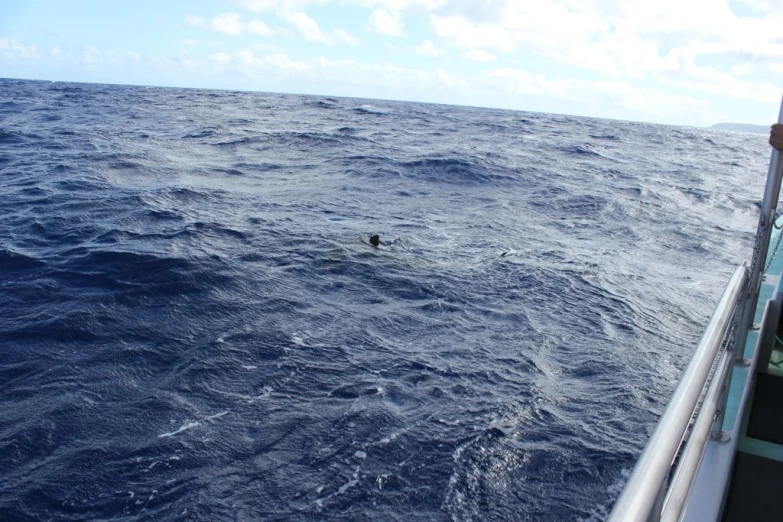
(713, 98, 783, 444)
(710, 316, 740, 441)
(733, 98, 783, 366)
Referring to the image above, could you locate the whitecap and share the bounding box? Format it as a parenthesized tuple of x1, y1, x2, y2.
(158, 421, 200, 438)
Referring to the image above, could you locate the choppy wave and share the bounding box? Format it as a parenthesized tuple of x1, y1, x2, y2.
(0, 78, 772, 521)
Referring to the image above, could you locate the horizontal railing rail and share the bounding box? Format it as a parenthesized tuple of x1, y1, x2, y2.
(660, 347, 733, 522)
(606, 264, 748, 522)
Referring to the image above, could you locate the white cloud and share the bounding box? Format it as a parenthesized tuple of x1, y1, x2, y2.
(44, 44, 141, 66)
(212, 12, 244, 35)
(283, 11, 355, 44)
(0, 37, 38, 59)
(735, 0, 777, 11)
(555, 1, 783, 72)
(415, 40, 443, 57)
(181, 39, 199, 46)
(209, 52, 232, 63)
(366, 8, 404, 36)
(731, 64, 752, 76)
(251, 42, 284, 52)
(82, 46, 102, 66)
(559, 29, 665, 78)
(238, 0, 280, 11)
(107, 50, 125, 65)
(239, 0, 446, 13)
(430, 2, 608, 55)
(333, 29, 357, 45)
(178, 49, 199, 69)
(310, 55, 467, 91)
(223, 0, 783, 87)
(100, 48, 142, 66)
(247, 19, 275, 36)
(358, 0, 448, 10)
(464, 49, 495, 62)
(185, 14, 207, 27)
(266, 52, 309, 70)
(430, 15, 515, 53)
(660, 62, 780, 103)
(482, 67, 715, 121)
(207, 12, 276, 36)
(205, 48, 310, 75)
(423, 0, 783, 105)
(283, 11, 323, 40)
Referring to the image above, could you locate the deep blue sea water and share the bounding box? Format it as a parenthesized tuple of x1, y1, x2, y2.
(0, 77, 774, 521)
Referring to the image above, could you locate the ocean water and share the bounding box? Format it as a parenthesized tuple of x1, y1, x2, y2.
(0, 78, 774, 521)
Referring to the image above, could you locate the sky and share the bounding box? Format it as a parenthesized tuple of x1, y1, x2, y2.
(1, 0, 782, 126)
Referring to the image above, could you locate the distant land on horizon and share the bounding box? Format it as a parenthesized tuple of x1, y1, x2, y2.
(710, 123, 770, 134)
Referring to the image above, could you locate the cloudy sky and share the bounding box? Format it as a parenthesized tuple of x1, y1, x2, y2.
(2, 0, 782, 126)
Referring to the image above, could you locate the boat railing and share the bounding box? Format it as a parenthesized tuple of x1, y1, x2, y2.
(606, 264, 748, 522)
(608, 95, 783, 522)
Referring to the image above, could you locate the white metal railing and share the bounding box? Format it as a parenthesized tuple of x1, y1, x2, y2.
(608, 95, 783, 522)
(606, 265, 747, 522)
(660, 348, 733, 522)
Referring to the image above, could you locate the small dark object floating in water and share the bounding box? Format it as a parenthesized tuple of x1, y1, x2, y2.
(370, 235, 380, 247)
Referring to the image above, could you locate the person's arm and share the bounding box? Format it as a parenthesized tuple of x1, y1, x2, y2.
(771, 124, 783, 150)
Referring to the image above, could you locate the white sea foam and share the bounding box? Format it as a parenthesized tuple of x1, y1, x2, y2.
(158, 421, 200, 438)
(337, 478, 358, 494)
(205, 410, 229, 422)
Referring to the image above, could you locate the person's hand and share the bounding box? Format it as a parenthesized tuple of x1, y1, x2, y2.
(771, 124, 783, 151)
